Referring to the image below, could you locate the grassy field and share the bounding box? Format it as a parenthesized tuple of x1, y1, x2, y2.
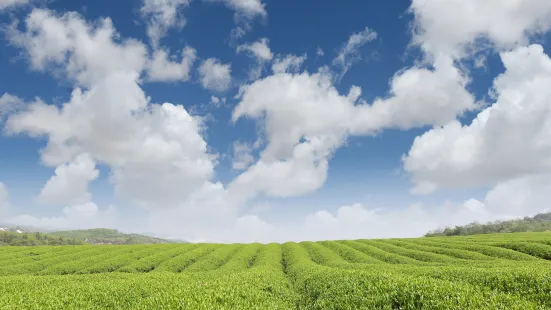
(1, 232, 551, 309)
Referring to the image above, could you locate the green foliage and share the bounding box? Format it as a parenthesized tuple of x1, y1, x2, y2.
(492, 241, 551, 260)
(153, 244, 221, 272)
(118, 244, 199, 273)
(0, 231, 83, 246)
(360, 239, 459, 263)
(217, 243, 262, 271)
(418, 238, 542, 261)
(1, 233, 551, 308)
(341, 240, 423, 264)
(184, 244, 242, 272)
(319, 240, 382, 264)
(425, 211, 551, 236)
(384, 239, 496, 260)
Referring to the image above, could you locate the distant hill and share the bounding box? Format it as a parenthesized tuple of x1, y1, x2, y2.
(425, 212, 551, 237)
(0, 229, 83, 246)
(0, 226, 183, 246)
(47, 228, 180, 245)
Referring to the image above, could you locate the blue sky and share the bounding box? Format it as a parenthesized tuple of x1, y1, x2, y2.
(1, 0, 551, 242)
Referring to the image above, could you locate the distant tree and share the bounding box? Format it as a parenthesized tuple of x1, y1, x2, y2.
(425, 212, 551, 237)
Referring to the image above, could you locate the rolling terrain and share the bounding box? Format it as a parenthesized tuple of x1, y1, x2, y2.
(0, 228, 177, 246)
(1, 232, 551, 309)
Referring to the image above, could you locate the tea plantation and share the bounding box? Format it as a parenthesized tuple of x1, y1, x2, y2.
(1, 232, 551, 309)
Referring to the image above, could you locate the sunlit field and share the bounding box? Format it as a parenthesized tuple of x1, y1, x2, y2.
(1, 232, 551, 309)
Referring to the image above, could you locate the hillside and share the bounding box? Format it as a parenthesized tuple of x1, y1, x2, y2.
(425, 212, 551, 237)
(0, 230, 83, 246)
(0, 227, 179, 246)
(47, 228, 178, 245)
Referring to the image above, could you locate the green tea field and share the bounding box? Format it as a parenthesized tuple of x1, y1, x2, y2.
(2, 232, 551, 309)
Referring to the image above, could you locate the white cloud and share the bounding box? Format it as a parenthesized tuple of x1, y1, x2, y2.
(209, 96, 226, 108)
(237, 38, 272, 61)
(198, 58, 232, 91)
(230, 72, 350, 201)
(6, 9, 216, 210)
(0, 0, 28, 10)
(0, 93, 24, 119)
(228, 134, 336, 201)
(210, 96, 220, 105)
(141, 0, 191, 48)
(350, 55, 476, 131)
(231, 141, 255, 170)
(212, 0, 266, 19)
(148, 199, 495, 243)
(146, 181, 239, 242)
(237, 38, 272, 79)
(230, 67, 475, 201)
(0, 183, 9, 216)
(7, 77, 216, 209)
(8, 202, 118, 231)
(333, 26, 377, 78)
(6, 2, 551, 243)
(271, 54, 306, 74)
(146, 46, 196, 82)
(410, 0, 551, 59)
(37, 153, 99, 206)
(483, 175, 551, 216)
(316, 46, 324, 57)
(404, 45, 551, 193)
(8, 9, 148, 87)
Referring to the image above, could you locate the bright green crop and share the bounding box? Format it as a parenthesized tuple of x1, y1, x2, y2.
(1, 232, 551, 309)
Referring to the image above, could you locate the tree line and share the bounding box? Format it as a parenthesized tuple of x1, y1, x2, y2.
(425, 212, 551, 237)
(0, 231, 83, 246)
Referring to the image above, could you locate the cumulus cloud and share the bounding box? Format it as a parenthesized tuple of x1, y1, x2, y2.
(404, 45, 551, 193)
(483, 175, 551, 216)
(401, 0, 551, 200)
(0, 93, 24, 119)
(333, 26, 377, 78)
(146, 181, 238, 242)
(146, 46, 196, 82)
(8, 9, 148, 87)
(37, 153, 99, 206)
(410, 0, 551, 59)
(231, 141, 255, 171)
(271, 54, 306, 74)
(6, 9, 216, 210)
(7, 77, 216, 209)
(5, 1, 551, 243)
(198, 58, 232, 91)
(229, 66, 475, 201)
(140, 0, 191, 48)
